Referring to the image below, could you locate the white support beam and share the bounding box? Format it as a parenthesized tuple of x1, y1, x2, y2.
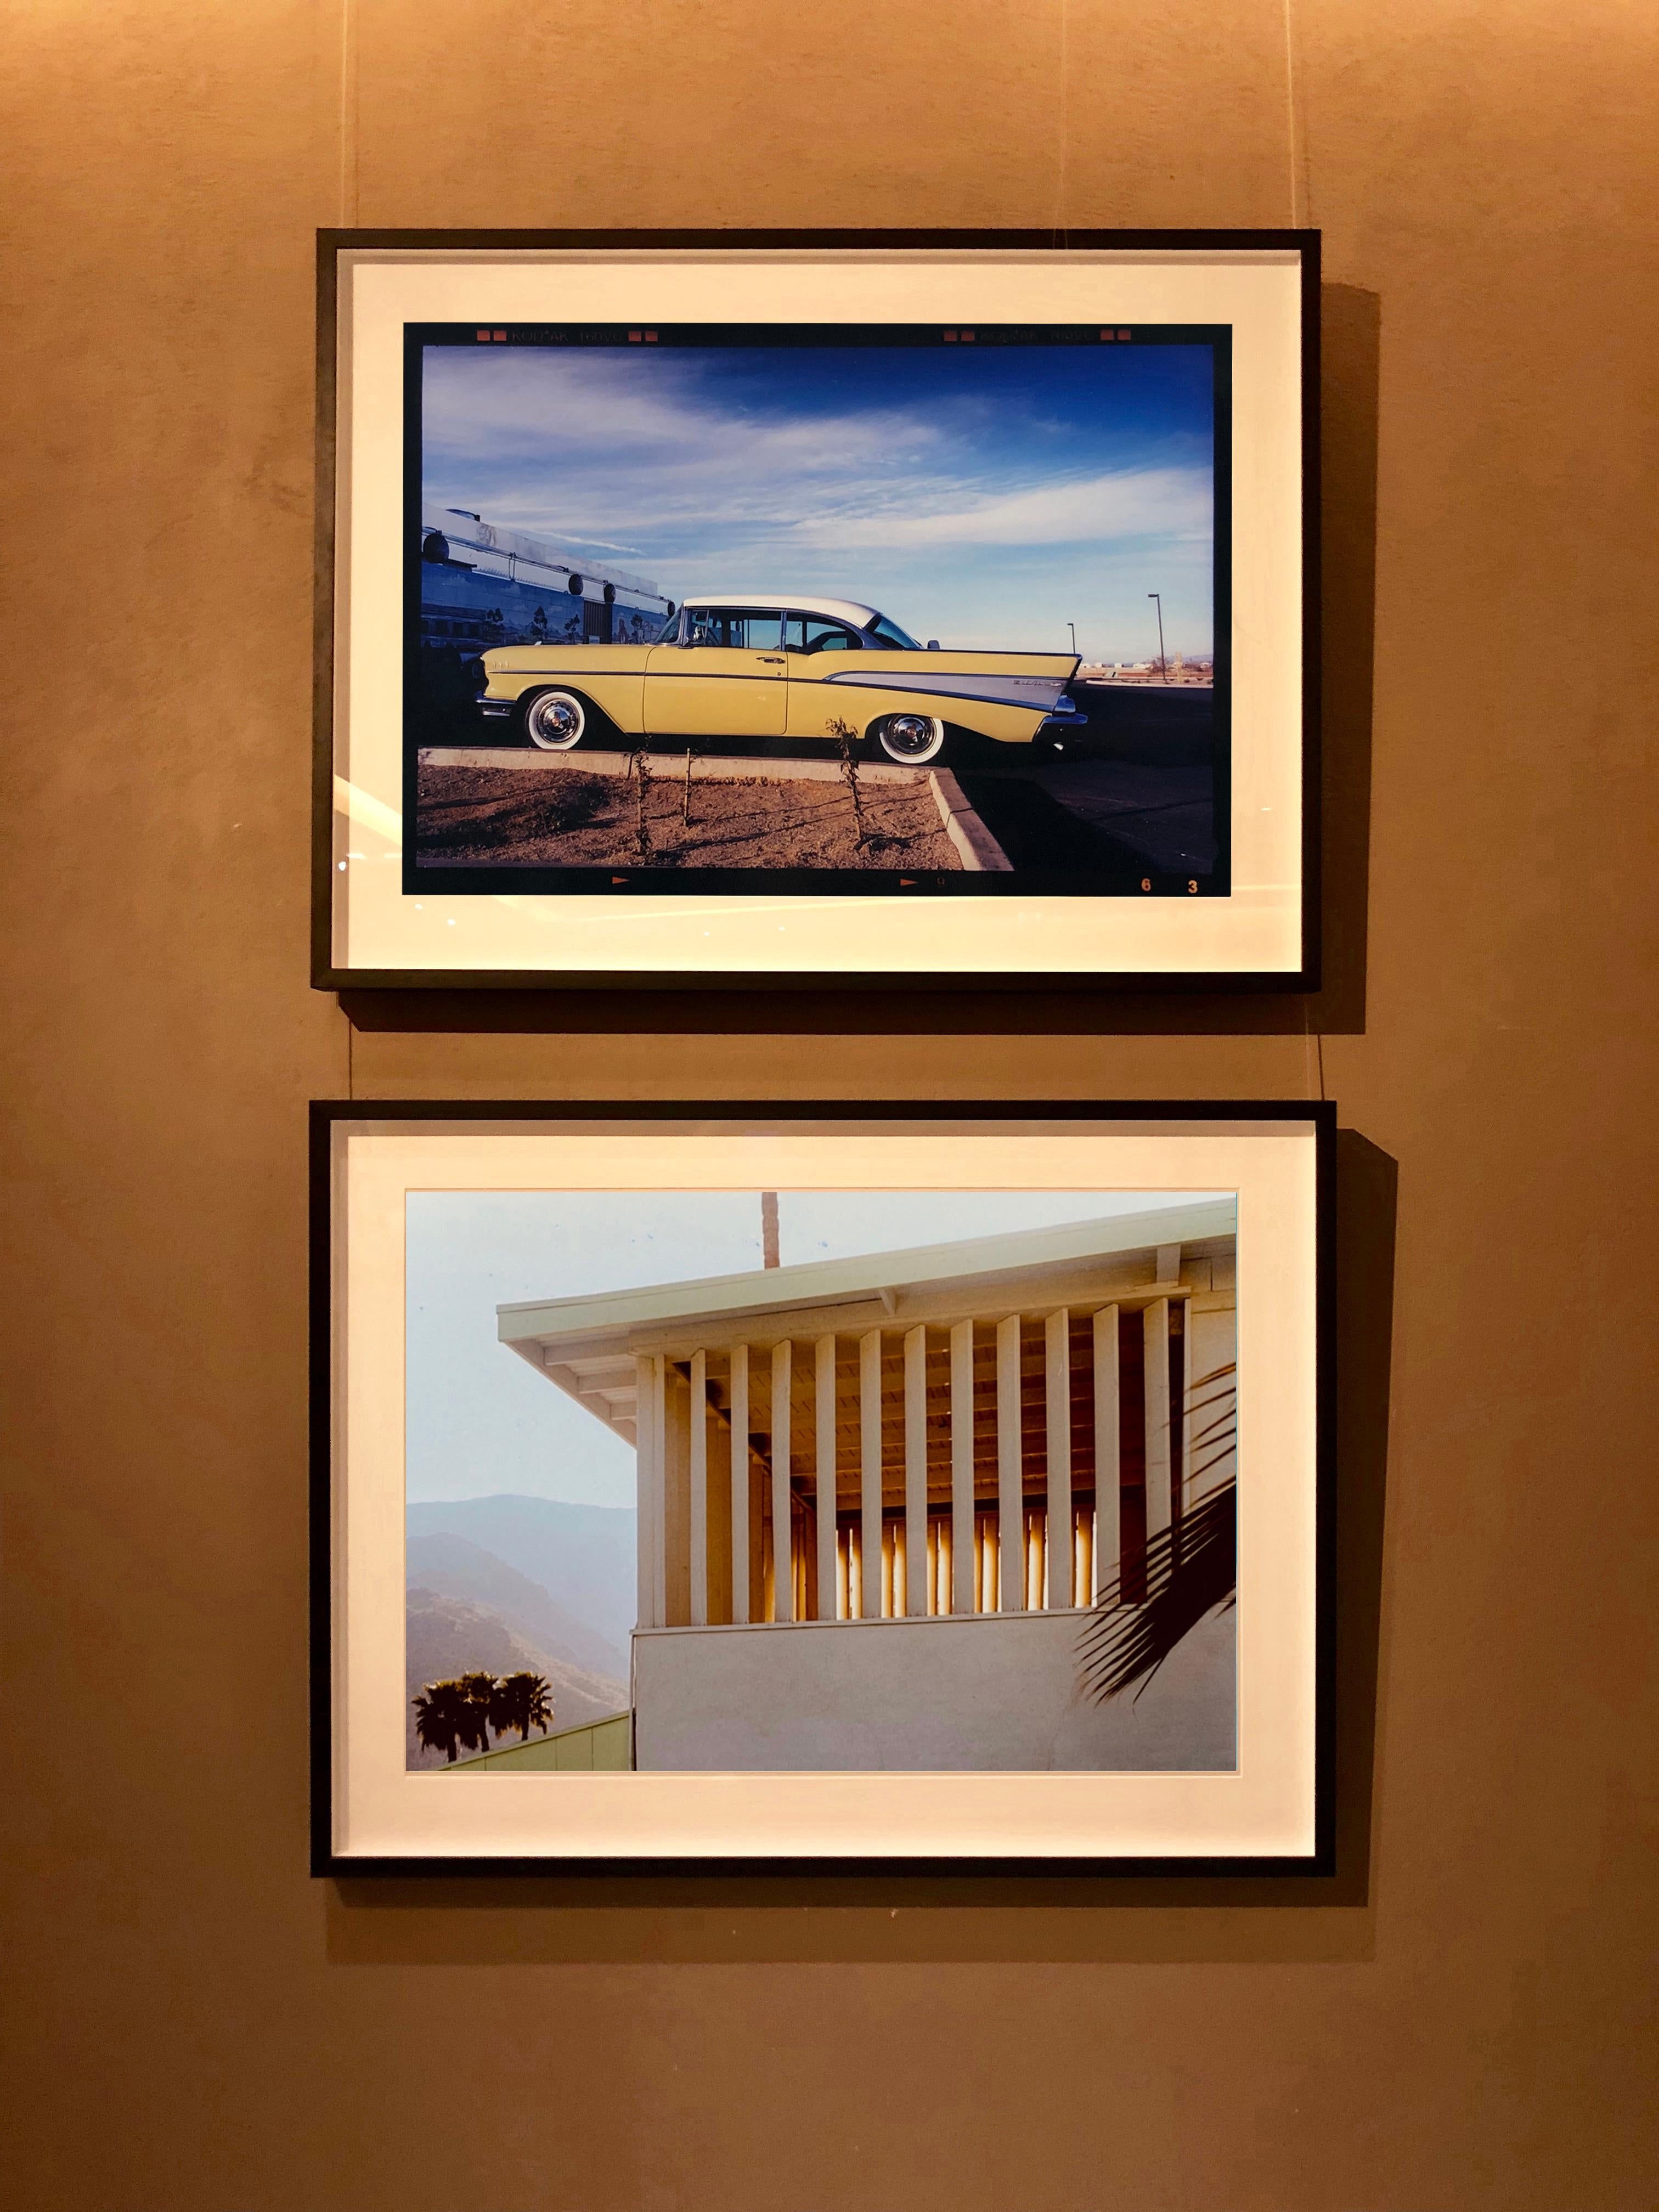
(859, 1329, 883, 1619)
(815, 1334, 837, 1621)
(1144, 1296, 1172, 1542)
(688, 1350, 708, 1627)
(729, 1342, 750, 1626)
(949, 1319, 975, 1615)
(996, 1313, 1024, 1612)
(904, 1324, 928, 1617)
(1045, 1308, 1071, 1609)
(1176, 1297, 1191, 1523)
(1092, 1306, 1120, 1599)
(649, 1355, 668, 1629)
(771, 1340, 793, 1623)
(634, 1353, 659, 1629)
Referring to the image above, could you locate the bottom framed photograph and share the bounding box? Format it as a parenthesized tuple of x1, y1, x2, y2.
(312, 1101, 1333, 1874)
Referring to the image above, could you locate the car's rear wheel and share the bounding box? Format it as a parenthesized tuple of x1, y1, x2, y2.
(522, 688, 587, 751)
(872, 711, 946, 765)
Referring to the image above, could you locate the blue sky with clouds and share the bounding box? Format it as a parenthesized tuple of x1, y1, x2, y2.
(406, 1188, 1233, 1509)
(422, 341, 1216, 660)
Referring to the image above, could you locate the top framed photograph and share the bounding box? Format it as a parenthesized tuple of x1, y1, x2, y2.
(315, 229, 1319, 992)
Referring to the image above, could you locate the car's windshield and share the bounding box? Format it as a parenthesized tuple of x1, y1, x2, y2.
(864, 613, 921, 650)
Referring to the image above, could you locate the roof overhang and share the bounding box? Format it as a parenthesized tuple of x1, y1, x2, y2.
(499, 1201, 1236, 1434)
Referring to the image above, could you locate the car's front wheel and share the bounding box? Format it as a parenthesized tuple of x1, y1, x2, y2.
(871, 711, 946, 765)
(521, 688, 588, 751)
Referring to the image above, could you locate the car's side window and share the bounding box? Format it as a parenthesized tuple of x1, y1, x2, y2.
(685, 609, 785, 649)
(787, 615, 864, 654)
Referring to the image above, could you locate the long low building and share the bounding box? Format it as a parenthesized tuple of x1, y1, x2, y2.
(498, 1203, 1238, 1771)
(417, 503, 675, 653)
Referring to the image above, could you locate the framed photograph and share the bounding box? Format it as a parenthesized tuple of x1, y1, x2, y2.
(315, 230, 1319, 992)
(312, 1101, 1334, 1874)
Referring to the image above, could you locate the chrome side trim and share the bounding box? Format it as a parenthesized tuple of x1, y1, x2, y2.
(821, 669, 1068, 712)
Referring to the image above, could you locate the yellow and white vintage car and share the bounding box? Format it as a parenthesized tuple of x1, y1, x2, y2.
(475, 596, 1086, 765)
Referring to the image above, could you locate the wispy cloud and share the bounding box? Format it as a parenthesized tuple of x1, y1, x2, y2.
(789, 466, 1211, 549)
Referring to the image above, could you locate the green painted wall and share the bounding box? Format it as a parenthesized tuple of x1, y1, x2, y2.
(447, 1711, 632, 1773)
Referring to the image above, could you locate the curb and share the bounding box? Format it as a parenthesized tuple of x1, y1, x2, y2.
(928, 769, 1013, 872)
(423, 745, 926, 787)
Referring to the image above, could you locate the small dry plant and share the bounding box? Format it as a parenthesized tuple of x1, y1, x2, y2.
(629, 746, 654, 862)
(681, 743, 695, 830)
(825, 716, 866, 859)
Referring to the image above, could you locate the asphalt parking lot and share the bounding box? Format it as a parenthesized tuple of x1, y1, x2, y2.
(961, 682, 1216, 878)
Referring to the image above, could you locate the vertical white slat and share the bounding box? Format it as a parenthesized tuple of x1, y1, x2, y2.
(815, 1334, 837, 1621)
(859, 1329, 883, 1620)
(688, 1350, 708, 1627)
(1144, 1296, 1172, 1542)
(1045, 1308, 1071, 1608)
(904, 1324, 928, 1617)
(1092, 1306, 1120, 1599)
(729, 1342, 750, 1626)
(1176, 1297, 1191, 1525)
(771, 1339, 793, 1623)
(949, 1319, 975, 1613)
(633, 1354, 658, 1629)
(650, 1356, 668, 1629)
(996, 1313, 1024, 1611)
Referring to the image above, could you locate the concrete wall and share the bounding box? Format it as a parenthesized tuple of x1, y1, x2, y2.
(634, 1609, 1235, 1772)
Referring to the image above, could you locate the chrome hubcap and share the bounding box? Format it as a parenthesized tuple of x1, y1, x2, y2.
(528, 693, 583, 748)
(884, 713, 939, 758)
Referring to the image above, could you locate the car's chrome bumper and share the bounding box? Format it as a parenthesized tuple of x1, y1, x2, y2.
(1038, 701, 1091, 735)
(477, 696, 514, 720)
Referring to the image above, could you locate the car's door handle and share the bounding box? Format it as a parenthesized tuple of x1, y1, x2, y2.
(757, 654, 786, 663)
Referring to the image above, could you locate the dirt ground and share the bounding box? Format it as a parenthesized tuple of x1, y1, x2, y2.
(415, 759, 961, 871)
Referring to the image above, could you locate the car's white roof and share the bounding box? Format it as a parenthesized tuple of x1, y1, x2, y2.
(685, 594, 882, 628)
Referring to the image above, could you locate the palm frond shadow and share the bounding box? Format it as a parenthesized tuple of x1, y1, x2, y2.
(1076, 1363, 1237, 1704)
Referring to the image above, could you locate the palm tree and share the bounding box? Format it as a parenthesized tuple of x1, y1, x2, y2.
(455, 1671, 500, 1756)
(492, 1671, 555, 1742)
(411, 1678, 471, 1763)
(1076, 1363, 1238, 1702)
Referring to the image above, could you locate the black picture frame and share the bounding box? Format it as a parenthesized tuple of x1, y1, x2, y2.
(311, 1097, 1336, 1879)
(314, 229, 1321, 995)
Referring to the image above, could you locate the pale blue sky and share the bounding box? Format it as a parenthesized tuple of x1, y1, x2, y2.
(405, 1188, 1231, 1508)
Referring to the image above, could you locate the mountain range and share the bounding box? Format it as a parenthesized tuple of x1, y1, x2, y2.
(404, 1495, 637, 1769)
(404, 1590, 628, 1769)
(407, 1494, 636, 1654)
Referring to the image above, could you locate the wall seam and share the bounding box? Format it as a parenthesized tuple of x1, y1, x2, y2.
(338, 0, 358, 225)
(1053, 0, 1070, 235)
(1282, 0, 1311, 226)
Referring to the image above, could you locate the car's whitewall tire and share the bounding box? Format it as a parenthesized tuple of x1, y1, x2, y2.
(872, 712, 946, 765)
(522, 689, 587, 751)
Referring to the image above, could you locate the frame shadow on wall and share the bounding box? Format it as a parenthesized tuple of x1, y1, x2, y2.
(338, 285, 1380, 1041)
(323, 1127, 1395, 1966)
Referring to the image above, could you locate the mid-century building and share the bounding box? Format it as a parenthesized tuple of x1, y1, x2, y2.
(417, 503, 675, 652)
(497, 1203, 1238, 1772)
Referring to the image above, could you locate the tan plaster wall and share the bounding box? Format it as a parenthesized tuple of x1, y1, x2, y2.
(2, 2, 1655, 2206)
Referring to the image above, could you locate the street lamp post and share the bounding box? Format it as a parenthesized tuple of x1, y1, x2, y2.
(1148, 592, 1169, 683)
(1066, 620, 1077, 655)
